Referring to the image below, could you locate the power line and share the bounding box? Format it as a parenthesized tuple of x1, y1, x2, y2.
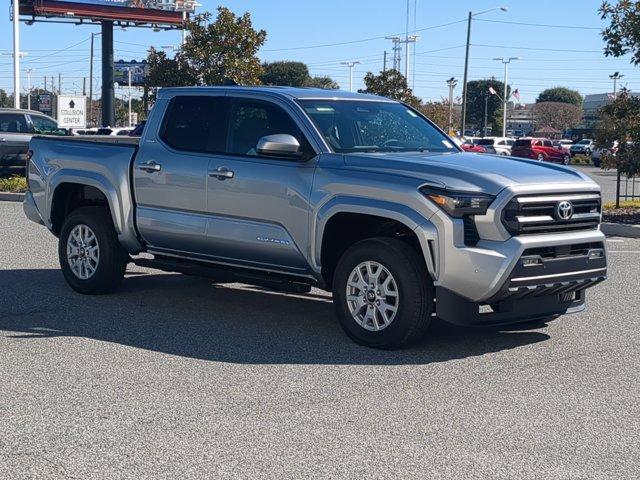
(473, 43, 604, 53)
(261, 19, 466, 52)
(475, 19, 602, 30)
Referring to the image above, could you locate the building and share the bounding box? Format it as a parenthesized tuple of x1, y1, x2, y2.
(506, 103, 534, 137)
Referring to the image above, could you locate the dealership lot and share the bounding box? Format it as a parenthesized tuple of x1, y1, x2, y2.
(1, 200, 639, 479)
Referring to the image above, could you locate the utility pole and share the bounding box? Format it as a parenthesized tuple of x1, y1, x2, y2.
(44, 76, 47, 92)
(385, 36, 401, 70)
(494, 57, 519, 137)
(24, 68, 33, 110)
(383, 51, 387, 72)
(341, 61, 360, 92)
(446, 77, 457, 135)
(89, 32, 95, 123)
(12, 0, 20, 109)
(101, 21, 115, 127)
(610, 72, 624, 99)
(82, 77, 86, 96)
(58, 72, 62, 95)
(460, 7, 508, 135)
(402, 35, 419, 82)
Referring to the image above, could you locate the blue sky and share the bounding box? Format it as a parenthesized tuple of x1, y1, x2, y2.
(1, 0, 638, 103)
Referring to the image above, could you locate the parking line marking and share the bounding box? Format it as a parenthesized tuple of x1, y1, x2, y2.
(608, 250, 640, 253)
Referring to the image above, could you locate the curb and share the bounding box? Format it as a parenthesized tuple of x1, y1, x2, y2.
(601, 222, 640, 239)
(0, 192, 25, 202)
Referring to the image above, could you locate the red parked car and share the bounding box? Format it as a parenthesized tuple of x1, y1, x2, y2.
(459, 139, 487, 153)
(511, 137, 571, 165)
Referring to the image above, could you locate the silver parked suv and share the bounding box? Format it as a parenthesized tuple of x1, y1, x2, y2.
(24, 87, 607, 349)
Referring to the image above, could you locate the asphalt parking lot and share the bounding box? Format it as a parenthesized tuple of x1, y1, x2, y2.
(573, 165, 618, 203)
(1, 200, 639, 479)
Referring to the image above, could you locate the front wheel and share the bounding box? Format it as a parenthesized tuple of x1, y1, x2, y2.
(332, 237, 433, 349)
(563, 155, 570, 165)
(58, 206, 129, 295)
(537, 153, 545, 161)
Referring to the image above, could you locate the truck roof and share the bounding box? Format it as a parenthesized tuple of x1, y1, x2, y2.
(157, 86, 394, 102)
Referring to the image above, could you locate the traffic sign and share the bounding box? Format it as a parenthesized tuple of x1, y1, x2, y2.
(57, 95, 87, 129)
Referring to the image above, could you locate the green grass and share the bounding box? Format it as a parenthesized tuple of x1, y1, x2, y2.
(0, 176, 27, 193)
(570, 154, 593, 165)
(603, 200, 640, 210)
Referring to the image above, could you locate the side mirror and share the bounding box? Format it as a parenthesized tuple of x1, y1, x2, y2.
(256, 134, 301, 157)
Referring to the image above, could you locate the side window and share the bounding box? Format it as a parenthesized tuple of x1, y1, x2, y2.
(162, 96, 229, 153)
(543, 140, 553, 147)
(29, 115, 58, 133)
(0, 114, 29, 133)
(228, 99, 311, 157)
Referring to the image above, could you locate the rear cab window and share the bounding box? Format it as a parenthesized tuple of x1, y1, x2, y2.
(0, 113, 29, 133)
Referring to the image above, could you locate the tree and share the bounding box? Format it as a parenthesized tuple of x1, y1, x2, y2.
(303, 75, 339, 89)
(532, 102, 583, 132)
(418, 101, 458, 131)
(358, 69, 420, 107)
(466, 79, 507, 133)
(179, 7, 267, 86)
(261, 61, 309, 86)
(146, 47, 196, 88)
(595, 90, 640, 175)
(536, 87, 583, 107)
(0, 89, 11, 108)
(600, 0, 640, 65)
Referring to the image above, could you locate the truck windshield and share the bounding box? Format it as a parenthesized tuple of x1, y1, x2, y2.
(299, 100, 458, 154)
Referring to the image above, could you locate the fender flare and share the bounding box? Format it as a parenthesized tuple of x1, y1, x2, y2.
(311, 195, 438, 276)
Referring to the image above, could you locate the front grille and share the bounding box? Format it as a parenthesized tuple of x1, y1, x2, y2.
(502, 193, 601, 235)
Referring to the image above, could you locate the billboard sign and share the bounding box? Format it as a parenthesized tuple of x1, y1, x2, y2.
(19, 1, 186, 25)
(38, 93, 52, 113)
(57, 95, 87, 129)
(114, 60, 148, 86)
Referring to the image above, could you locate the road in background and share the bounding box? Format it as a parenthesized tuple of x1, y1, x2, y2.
(1, 200, 639, 479)
(572, 165, 618, 203)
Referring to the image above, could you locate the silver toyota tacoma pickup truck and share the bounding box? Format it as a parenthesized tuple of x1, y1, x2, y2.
(24, 87, 607, 349)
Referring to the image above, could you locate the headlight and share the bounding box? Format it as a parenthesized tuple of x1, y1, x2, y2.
(420, 187, 494, 218)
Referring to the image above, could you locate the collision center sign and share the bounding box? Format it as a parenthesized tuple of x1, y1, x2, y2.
(57, 96, 87, 129)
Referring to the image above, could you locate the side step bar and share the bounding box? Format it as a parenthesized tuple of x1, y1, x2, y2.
(132, 256, 313, 294)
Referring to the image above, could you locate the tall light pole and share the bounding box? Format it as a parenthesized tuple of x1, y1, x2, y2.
(610, 72, 624, 99)
(446, 77, 458, 134)
(494, 57, 520, 137)
(402, 35, 419, 82)
(127, 67, 133, 127)
(12, 0, 20, 109)
(341, 61, 360, 92)
(460, 6, 508, 135)
(24, 68, 33, 110)
(385, 36, 401, 70)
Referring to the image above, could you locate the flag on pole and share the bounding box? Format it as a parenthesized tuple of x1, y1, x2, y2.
(488, 86, 497, 95)
(512, 88, 520, 102)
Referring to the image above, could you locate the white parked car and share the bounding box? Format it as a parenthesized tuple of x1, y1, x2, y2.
(475, 137, 514, 155)
(553, 139, 574, 152)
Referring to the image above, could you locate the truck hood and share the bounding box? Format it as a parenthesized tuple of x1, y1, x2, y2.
(343, 151, 595, 196)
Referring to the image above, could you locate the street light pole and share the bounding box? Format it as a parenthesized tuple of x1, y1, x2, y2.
(460, 6, 508, 135)
(128, 67, 132, 128)
(446, 77, 457, 134)
(341, 61, 360, 92)
(24, 68, 33, 110)
(12, 0, 20, 109)
(494, 56, 520, 137)
(610, 72, 624, 99)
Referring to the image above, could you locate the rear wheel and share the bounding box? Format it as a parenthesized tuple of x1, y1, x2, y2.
(563, 155, 570, 165)
(332, 237, 433, 349)
(58, 207, 129, 294)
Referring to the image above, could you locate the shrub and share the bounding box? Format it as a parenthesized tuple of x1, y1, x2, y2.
(0, 176, 27, 193)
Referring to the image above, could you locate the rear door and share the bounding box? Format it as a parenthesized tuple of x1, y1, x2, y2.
(0, 113, 30, 173)
(203, 96, 318, 274)
(133, 94, 231, 255)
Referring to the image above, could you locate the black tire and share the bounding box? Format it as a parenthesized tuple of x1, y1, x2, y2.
(58, 206, 129, 295)
(563, 155, 570, 165)
(332, 237, 433, 349)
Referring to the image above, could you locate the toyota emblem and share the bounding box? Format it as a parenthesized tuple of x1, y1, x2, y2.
(556, 200, 574, 221)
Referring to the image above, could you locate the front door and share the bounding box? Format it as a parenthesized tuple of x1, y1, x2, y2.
(133, 95, 230, 255)
(203, 97, 317, 274)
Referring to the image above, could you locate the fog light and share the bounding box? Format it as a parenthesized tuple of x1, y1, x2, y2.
(588, 249, 604, 259)
(522, 256, 542, 267)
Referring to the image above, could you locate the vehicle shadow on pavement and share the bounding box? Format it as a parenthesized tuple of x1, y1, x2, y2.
(0, 269, 551, 365)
